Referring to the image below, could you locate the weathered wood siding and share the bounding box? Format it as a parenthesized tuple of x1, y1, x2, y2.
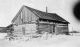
(13, 14, 22, 25)
(37, 21, 55, 34)
(25, 24, 37, 34)
(13, 25, 23, 37)
(12, 6, 38, 37)
(22, 7, 38, 23)
(13, 24, 37, 37)
(13, 6, 38, 25)
(55, 24, 68, 35)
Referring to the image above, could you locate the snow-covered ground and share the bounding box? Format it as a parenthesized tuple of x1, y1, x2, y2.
(0, 33, 7, 39)
(0, 33, 80, 47)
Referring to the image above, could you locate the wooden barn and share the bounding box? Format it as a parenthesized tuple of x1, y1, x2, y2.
(11, 5, 69, 38)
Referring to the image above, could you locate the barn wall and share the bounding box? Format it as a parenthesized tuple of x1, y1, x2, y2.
(13, 24, 37, 37)
(37, 21, 55, 34)
(25, 24, 37, 34)
(13, 25, 23, 37)
(12, 6, 38, 37)
(13, 14, 22, 25)
(13, 6, 38, 25)
(55, 23, 69, 35)
(21, 7, 38, 23)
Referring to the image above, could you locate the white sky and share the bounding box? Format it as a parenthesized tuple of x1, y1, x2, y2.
(0, 0, 79, 31)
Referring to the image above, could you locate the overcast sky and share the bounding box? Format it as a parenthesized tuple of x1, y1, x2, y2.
(0, 0, 79, 31)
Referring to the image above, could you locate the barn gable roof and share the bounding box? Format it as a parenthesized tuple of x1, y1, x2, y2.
(12, 5, 69, 24)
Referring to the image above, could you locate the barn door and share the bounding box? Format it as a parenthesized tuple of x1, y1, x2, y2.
(49, 25, 54, 34)
(22, 26, 25, 35)
(53, 24, 55, 33)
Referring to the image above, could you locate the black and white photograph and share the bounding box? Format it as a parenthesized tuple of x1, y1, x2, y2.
(0, 0, 80, 47)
